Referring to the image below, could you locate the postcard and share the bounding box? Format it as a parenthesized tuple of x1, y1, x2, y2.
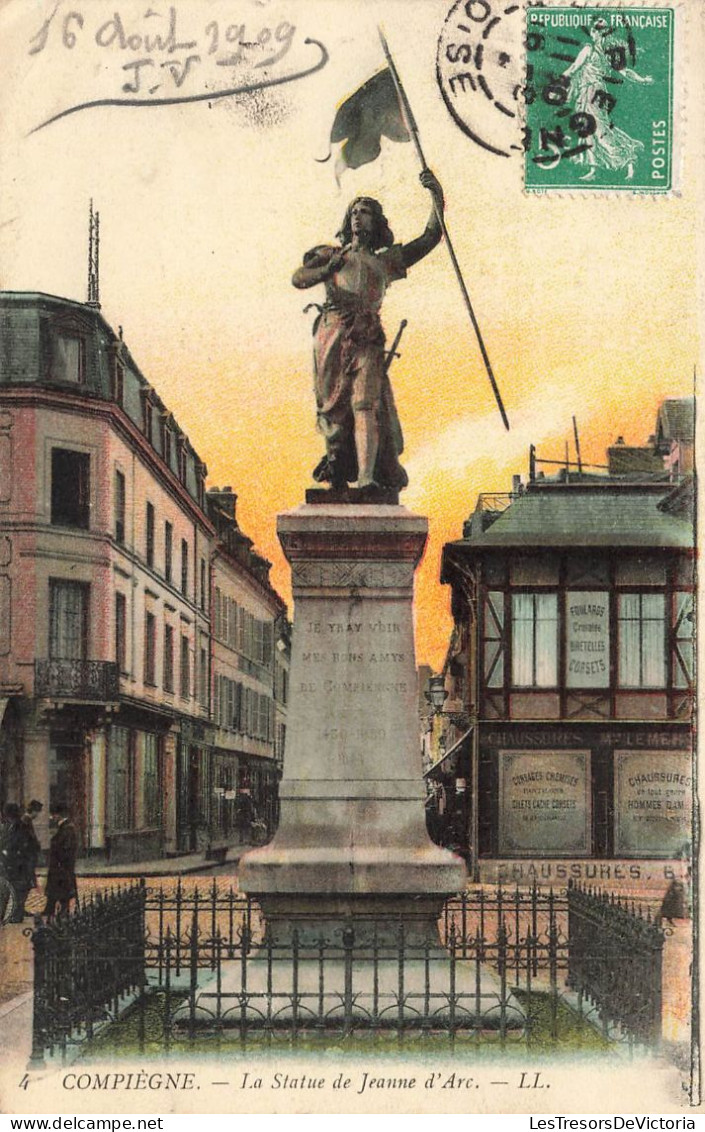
(0, 0, 701, 1118)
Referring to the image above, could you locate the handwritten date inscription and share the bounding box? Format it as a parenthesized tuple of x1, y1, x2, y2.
(27, 5, 328, 132)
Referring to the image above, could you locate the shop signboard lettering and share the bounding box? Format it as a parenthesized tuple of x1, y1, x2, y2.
(566, 591, 609, 688)
(615, 750, 692, 857)
(499, 749, 591, 856)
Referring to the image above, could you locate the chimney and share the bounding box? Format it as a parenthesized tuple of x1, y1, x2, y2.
(207, 485, 238, 521)
(512, 474, 522, 494)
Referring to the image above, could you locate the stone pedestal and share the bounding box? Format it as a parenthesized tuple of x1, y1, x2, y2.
(179, 506, 521, 1031)
(239, 504, 466, 905)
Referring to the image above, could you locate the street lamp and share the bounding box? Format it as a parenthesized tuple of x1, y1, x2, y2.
(425, 674, 449, 712)
(424, 674, 472, 729)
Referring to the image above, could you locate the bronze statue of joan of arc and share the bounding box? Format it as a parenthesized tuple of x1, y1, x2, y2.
(292, 169, 445, 498)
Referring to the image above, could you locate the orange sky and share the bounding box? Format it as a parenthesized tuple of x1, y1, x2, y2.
(0, 0, 700, 669)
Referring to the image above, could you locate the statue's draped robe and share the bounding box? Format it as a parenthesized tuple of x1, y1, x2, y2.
(304, 243, 408, 489)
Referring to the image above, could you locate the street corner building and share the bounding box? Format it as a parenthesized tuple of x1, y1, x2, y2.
(432, 401, 695, 893)
(0, 291, 290, 864)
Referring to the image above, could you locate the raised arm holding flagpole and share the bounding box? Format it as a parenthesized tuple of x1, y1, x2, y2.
(377, 28, 510, 432)
(315, 34, 510, 434)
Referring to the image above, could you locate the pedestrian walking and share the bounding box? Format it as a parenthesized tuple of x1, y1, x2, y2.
(235, 791, 254, 846)
(0, 803, 18, 921)
(44, 802, 78, 919)
(660, 878, 688, 925)
(0, 802, 36, 921)
(20, 799, 43, 914)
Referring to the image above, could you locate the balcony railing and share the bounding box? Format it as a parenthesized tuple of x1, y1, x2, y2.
(476, 492, 513, 514)
(34, 659, 119, 702)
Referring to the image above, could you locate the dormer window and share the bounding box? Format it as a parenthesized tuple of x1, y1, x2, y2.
(112, 353, 124, 405)
(55, 333, 85, 384)
(142, 392, 155, 444)
(177, 438, 187, 484)
(196, 462, 206, 508)
(163, 421, 173, 469)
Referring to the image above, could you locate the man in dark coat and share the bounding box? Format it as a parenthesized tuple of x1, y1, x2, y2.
(44, 802, 78, 919)
(20, 799, 43, 914)
(235, 791, 254, 846)
(1, 802, 37, 922)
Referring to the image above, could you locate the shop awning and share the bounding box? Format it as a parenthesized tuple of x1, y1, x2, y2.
(423, 726, 473, 779)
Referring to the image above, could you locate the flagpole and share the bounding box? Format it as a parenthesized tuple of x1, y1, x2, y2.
(378, 28, 510, 432)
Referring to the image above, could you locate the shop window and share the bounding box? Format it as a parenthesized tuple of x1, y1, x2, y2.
(115, 469, 126, 544)
(108, 727, 134, 831)
(618, 593, 666, 687)
(483, 590, 505, 689)
(51, 449, 90, 529)
(115, 592, 127, 673)
(672, 592, 694, 689)
(143, 735, 161, 828)
(511, 592, 558, 687)
(49, 580, 88, 659)
(48, 740, 85, 839)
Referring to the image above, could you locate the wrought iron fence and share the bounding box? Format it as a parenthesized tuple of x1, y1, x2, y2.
(27, 878, 666, 1063)
(567, 880, 664, 1046)
(29, 883, 145, 1066)
(443, 884, 569, 980)
(143, 880, 259, 978)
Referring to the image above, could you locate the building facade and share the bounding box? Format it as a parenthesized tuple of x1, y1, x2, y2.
(208, 486, 288, 854)
(435, 404, 695, 888)
(0, 291, 287, 862)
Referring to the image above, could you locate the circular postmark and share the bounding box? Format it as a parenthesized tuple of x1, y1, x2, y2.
(436, 0, 525, 158)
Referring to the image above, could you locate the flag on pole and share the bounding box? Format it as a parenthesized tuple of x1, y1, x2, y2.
(319, 68, 410, 181)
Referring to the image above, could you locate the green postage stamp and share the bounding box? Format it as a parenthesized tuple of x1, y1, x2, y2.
(524, 6, 674, 191)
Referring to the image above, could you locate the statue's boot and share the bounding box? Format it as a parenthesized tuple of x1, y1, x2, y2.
(354, 408, 379, 489)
